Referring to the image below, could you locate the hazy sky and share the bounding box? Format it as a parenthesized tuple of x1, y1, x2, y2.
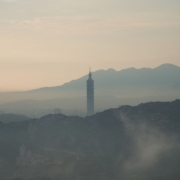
(0, 0, 180, 91)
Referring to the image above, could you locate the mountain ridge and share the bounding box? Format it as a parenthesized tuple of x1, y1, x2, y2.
(0, 63, 179, 117)
(28, 63, 180, 93)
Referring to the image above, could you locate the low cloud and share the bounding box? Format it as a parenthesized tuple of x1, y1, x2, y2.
(119, 113, 178, 177)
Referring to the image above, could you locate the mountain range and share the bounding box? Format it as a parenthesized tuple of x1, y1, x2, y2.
(30, 63, 180, 95)
(0, 63, 179, 117)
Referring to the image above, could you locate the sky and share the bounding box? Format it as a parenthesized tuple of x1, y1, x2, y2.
(0, 0, 180, 92)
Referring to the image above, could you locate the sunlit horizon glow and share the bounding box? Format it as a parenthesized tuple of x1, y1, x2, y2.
(0, 0, 180, 92)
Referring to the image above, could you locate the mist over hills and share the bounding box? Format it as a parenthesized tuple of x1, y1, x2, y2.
(0, 100, 180, 180)
(0, 63, 179, 117)
(0, 96, 121, 118)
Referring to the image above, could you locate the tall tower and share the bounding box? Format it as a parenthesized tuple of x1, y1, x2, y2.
(87, 69, 94, 116)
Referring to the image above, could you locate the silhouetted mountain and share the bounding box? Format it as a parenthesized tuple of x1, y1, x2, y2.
(29, 63, 180, 95)
(0, 63, 179, 117)
(0, 100, 180, 180)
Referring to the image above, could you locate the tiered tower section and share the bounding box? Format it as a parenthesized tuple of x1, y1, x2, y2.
(87, 70, 94, 116)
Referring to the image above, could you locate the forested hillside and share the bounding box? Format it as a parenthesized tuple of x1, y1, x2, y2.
(1, 100, 180, 180)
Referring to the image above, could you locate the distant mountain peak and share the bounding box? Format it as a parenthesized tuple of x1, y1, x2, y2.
(107, 68, 116, 71)
(120, 67, 137, 71)
(155, 63, 180, 69)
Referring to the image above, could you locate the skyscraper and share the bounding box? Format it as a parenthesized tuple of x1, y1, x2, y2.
(87, 69, 94, 116)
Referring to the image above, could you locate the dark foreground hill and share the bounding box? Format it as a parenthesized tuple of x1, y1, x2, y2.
(1, 100, 180, 180)
(0, 113, 29, 123)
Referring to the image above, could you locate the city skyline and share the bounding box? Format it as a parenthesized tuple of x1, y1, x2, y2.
(0, 0, 180, 91)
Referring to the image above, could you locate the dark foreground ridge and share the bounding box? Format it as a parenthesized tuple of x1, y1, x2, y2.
(1, 100, 180, 180)
(0, 113, 29, 123)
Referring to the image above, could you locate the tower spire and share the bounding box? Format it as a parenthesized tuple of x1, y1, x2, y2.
(89, 67, 92, 78)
